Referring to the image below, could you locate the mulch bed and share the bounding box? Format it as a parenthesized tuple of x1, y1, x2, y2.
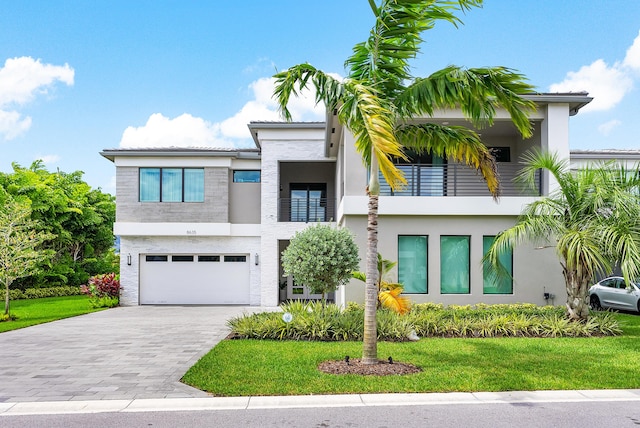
(318, 358, 421, 376)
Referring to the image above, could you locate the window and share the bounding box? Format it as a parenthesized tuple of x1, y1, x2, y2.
(198, 255, 220, 262)
(145, 255, 168, 262)
(440, 236, 470, 294)
(171, 255, 194, 262)
(233, 170, 261, 183)
(224, 255, 247, 262)
(488, 147, 511, 162)
(139, 168, 204, 202)
(379, 150, 445, 196)
(290, 183, 327, 222)
(483, 236, 513, 294)
(398, 236, 428, 293)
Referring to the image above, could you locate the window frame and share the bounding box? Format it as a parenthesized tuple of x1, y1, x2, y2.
(233, 170, 261, 183)
(139, 167, 204, 203)
(440, 235, 471, 294)
(482, 235, 514, 295)
(397, 235, 429, 294)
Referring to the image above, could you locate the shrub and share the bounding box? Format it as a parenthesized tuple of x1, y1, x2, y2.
(228, 302, 621, 341)
(10, 286, 83, 300)
(81, 273, 120, 308)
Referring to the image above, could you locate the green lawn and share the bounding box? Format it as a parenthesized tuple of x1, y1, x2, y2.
(182, 312, 640, 396)
(0, 295, 105, 333)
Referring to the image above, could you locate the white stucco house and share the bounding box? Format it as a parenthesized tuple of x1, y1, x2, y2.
(102, 91, 636, 308)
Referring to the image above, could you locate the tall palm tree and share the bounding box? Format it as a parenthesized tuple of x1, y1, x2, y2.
(274, 0, 535, 364)
(485, 150, 640, 321)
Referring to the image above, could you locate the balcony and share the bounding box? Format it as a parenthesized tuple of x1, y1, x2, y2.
(379, 163, 541, 197)
(278, 198, 336, 222)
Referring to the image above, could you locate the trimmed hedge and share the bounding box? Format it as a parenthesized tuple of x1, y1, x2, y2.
(8, 286, 84, 300)
(228, 301, 621, 341)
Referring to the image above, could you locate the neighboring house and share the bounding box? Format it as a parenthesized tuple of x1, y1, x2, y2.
(103, 92, 616, 308)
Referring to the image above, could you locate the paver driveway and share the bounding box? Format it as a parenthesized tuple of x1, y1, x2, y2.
(0, 305, 258, 402)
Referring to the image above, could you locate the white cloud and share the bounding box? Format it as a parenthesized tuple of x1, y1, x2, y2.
(549, 31, 640, 112)
(120, 113, 227, 148)
(0, 56, 74, 140)
(597, 119, 622, 136)
(549, 59, 632, 112)
(35, 154, 61, 165)
(623, 30, 640, 71)
(0, 110, 31, 140)
(121, 74, 331, 148)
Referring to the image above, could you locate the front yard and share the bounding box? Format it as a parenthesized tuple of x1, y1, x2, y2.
(182, 311, 640, 396)
(0, 295, 105, 333)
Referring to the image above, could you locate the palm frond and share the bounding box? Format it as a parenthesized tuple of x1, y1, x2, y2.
(396, 122, 500, 197)
(397, 66, 536, 137)
(273, 64, 344, 121)
(378, 287, 411, 314)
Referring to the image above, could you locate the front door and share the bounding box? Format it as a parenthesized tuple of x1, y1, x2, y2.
(285, 275, 322, 300)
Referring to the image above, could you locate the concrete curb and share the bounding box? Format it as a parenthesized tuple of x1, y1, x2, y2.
(2, 389, 640, 416)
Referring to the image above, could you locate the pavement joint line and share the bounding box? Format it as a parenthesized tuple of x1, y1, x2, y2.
(1, 390, 640, 416)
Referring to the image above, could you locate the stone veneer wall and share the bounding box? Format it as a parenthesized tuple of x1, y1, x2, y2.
(116, 167, 229, 223)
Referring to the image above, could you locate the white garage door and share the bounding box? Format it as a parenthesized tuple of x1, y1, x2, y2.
(139, 254, 250, 304)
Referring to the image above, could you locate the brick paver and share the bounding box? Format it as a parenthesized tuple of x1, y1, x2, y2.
(0, 306, 257, 402)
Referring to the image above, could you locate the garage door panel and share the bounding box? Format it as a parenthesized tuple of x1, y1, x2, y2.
(140, 254, 250, 305)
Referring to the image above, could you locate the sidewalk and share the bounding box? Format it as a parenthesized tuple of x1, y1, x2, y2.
(2, 389, 640, 416)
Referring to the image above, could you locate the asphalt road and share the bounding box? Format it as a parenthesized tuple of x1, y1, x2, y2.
(2, 400, 640, 428)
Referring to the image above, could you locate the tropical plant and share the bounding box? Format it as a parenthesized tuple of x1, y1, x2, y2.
(281, 224, 360, 303)
(0, 195, 55, 316)
(353, 253, 411, 314)
(273, 0, 535, 363)
(485, 150, 640, 321)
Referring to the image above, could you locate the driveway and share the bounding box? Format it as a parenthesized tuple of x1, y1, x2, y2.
(0, 306, 258, 402)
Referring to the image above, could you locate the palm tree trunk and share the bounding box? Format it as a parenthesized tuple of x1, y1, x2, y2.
(563, 268, 591, 321)
(363, 192, 379, 364)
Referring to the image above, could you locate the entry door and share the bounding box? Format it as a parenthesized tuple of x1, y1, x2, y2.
(286, 275, 322, 300)
(290, 183, 326, 222)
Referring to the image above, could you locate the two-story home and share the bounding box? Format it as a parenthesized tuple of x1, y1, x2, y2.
(102, 92, 594, 308)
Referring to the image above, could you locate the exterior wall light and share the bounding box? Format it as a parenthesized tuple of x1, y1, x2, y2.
(255, 253, 259, 265)
(127, 253, 132, 266)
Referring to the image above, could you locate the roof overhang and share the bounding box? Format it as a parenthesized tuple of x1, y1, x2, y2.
(100, 148, 260, 163)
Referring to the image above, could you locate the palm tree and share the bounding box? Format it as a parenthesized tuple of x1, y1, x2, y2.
(485, 150, 640, 321)
(273, 0, 535, 364)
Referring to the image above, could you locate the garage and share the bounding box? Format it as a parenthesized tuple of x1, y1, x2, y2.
(139, 254, 250, 304)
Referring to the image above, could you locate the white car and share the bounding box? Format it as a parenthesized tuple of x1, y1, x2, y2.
(588, 276, 640, 313)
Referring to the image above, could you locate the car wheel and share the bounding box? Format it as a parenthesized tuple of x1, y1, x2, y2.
(590, 295, 602, 311)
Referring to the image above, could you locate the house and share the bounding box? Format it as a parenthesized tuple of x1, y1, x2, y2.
(102, 92, 599, 308)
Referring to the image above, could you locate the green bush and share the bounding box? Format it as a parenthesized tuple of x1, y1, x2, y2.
(10, 286, 83, 300)
(228, 302, 621, 341)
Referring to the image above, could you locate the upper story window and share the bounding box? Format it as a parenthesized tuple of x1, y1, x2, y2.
(233, 170, 261, 183)
(139, 168, 204, 202)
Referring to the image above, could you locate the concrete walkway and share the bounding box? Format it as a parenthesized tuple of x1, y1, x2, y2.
(0, 306, 258, 403)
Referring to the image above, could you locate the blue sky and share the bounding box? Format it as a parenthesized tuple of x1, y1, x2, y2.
(1, 0, 640, 193)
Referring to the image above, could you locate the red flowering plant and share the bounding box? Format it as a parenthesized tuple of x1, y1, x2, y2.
(81, 273, 120, 308)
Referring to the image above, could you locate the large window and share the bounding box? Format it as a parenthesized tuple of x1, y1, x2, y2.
(139, 168, 204, 202)
(483, 236, 513, 294)
(440, 236, 470, 294)
(398, 235, 428, 293)
(289, 183, 327, 222)
(233, 170, 260, 183)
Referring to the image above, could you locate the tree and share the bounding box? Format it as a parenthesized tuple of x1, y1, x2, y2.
(274, 0, 534, 363)
(485, 150, 640, 321)
(352, 253, 411, 314)
(0, 196, 54, 316)
(0, 161, 116, 289)
(281, 224, 360, 303)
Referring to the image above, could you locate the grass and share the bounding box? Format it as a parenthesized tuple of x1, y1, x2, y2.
(0, 295, 105, 333)
(182, 312, 640, 396)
